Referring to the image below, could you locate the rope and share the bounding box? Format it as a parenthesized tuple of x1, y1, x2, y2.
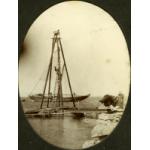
(29, 68, 47, 95)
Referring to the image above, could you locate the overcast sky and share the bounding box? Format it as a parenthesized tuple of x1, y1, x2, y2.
(19, 1, 130, 101)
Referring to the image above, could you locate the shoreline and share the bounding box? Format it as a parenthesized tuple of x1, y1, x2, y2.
(82, 108, 123, 149)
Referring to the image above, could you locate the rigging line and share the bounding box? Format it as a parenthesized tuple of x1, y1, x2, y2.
(29, 69, 47, 95)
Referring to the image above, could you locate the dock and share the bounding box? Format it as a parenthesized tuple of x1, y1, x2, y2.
(25, 107, 123, 119)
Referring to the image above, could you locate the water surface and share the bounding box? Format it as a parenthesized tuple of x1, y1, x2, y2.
(29, 117, 96, 149)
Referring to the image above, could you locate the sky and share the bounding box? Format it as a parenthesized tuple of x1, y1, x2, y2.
(19, 1, 130, 102)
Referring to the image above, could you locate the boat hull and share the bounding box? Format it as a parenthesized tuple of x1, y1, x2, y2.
(29, 94, 90, 102)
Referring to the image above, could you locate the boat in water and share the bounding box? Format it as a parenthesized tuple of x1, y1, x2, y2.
(30, 93, 90, 102)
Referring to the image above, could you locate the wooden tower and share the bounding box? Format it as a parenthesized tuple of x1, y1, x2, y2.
(40, 30, 76, 109)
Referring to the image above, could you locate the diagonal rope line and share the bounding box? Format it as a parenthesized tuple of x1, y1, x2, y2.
(29, 68, 47, 95)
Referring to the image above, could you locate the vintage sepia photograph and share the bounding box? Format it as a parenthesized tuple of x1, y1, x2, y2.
(19, 1, 130, 149)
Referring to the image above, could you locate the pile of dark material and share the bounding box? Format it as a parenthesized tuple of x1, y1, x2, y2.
(100, 93, 124, 108)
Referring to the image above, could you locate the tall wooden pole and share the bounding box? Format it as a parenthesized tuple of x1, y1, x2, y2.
(56, 39, 63, 108)
(40, 35, 57, 109)
(58, 38, 76, 108)
(40, 63, 50, 109)
(52, 34, 64, 109)
(47, 37, 56, 108)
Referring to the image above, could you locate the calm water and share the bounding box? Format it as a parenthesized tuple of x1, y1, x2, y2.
(28, 117, 96, 149)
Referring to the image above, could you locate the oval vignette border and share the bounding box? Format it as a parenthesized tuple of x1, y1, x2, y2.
(18, 0, 131, 150)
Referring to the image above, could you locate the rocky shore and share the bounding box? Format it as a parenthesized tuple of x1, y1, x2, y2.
(82, 109, 123, 149)
(82, 93, 124, 149)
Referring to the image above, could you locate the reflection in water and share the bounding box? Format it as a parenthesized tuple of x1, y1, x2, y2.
(28, 117, 96, 149)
